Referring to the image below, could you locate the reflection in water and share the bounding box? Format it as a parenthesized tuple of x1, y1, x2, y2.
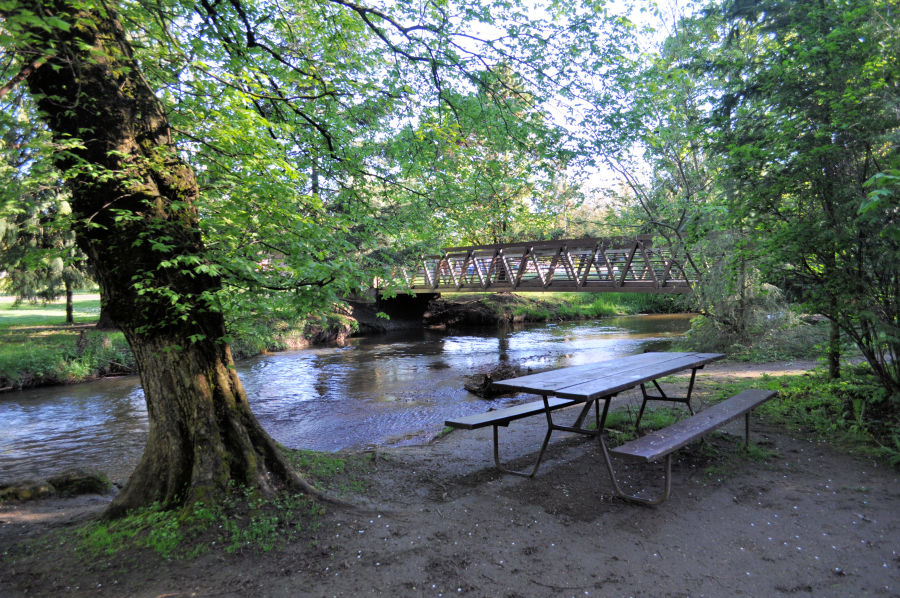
(0, 314, 692, 482)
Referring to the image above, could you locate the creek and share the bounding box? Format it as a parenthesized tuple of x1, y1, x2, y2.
(0, 314, 692, 483)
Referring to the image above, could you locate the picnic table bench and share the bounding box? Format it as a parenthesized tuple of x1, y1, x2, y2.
(445, 352, 777, 504)
(603, 388, 777, 504)
(442, 396, 590, 477)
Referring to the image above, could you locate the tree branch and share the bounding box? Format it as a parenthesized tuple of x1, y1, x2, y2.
(0, 56, 48, 100)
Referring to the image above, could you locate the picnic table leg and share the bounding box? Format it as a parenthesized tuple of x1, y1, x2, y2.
(598, 396, 611, 430)
(635, 367, 701, 431)
(489, 395, 615, 478)
(572, 397, 610, 431)
(491, 424, 553, 478)
(490, 395, 607, 478)
(599, 435, 673, 505)
(572, 400, 594, 429)
(745, 412, 751, 448)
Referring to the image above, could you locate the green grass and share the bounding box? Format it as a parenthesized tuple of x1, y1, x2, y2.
(72, 450, 371, 560)
(69, 451, 363, 560)
(0, 294, 137, 390)
(678, 312, 845, 362)
(12, 450, 365, 564)
(702, 364, 900, 466)
(0, 294, 102, 328)
(75, 483, 325, 560)
(0, 293, 354, 390)
(602, 405, 686, 444)
(0, 291, 683, 391)
(546, 292, 684, 317)
(598, 366, 898, 471)
(444, 291, 686, 323)
(283, 448, 374, 496)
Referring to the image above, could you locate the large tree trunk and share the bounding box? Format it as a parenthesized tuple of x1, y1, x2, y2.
(17, 1, 316, 516)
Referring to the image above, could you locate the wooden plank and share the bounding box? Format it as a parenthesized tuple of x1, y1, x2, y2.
(578, 248, 596, 287)
(445, 397, 577, 430)
(473, 256, 487, 287)
(500, 252, 515, 284)
(610, 389, 777, 462)
(618, 243, 637, 286)
(554, 353, 724, 400)
(487, 250, 503, 287)
(441, 282, 693, 294)
(659, 249, 676, 285)
(599, 246, 618, 283)
(393, 236, 700, 294)
(493, 353, 723, 399)
(445, 256, 459, 288)
(514, 248, 531, 287)
(639, 242, 659, 284)
(562, 251, 579, 282)
(493, 353, 664, 393)
(493, 352, 669, 392)
(457, 251, 474, 288)
(421, 258, 435, 288)
(543, 247, 563, 287)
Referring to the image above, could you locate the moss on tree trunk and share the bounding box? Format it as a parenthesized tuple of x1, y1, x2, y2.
(16, 1, 319, 515)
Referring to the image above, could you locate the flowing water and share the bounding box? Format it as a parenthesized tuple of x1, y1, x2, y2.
(0, 314, 692, 483)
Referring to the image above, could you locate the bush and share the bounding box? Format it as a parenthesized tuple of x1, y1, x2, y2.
(681, 300, 837, 361)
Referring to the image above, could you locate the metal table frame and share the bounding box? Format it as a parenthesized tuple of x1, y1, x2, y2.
(491, 352, 724, 479)
(492, 396, 603, 478)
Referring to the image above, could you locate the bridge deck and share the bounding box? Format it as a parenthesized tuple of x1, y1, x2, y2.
(396, 236, 696, 294)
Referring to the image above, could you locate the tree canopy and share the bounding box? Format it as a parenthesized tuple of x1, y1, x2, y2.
(0, 0, 635, 513)
(1, 0, 897, 515)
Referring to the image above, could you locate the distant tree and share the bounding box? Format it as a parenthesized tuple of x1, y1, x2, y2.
(395, 67, 575, 246)
(0, 97, 90, 324)
(579, 6, 761, 339)
(0, 195, 90, 324)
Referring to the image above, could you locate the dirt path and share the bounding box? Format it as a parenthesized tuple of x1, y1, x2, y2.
(2, 361, 899, 597)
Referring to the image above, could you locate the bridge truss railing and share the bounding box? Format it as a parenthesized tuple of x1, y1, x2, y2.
(396, 235, 696, 294)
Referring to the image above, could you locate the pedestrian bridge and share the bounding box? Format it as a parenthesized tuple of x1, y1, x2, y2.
(394, 235, 697, 294)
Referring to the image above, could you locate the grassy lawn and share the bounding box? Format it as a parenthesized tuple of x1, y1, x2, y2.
(0, 294, 102, 328)
(0, 294, 133, 390)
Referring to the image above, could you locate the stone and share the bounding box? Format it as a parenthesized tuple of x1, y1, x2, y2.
(47, 470, 111, 497)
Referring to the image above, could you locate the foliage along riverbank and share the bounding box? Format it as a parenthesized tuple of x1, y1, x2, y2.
(422, 291, 684, 327)
(0, 292, 680, 392)
(0, 294, 353, 392)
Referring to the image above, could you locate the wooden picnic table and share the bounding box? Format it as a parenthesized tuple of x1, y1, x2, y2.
(486, 351, 724, 477)
(448, 351, 781, 504)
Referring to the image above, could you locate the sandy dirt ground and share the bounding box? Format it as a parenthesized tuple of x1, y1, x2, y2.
(2, 361, 899, 597)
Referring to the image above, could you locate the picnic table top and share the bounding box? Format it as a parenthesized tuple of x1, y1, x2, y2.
(492, 351, 724, 401)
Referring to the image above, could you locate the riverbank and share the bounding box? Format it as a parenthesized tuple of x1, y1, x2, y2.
(0, 295, 352, 392)
(1, 360, 898, 597)
(0, 292, 682, 392)
(422, 291, 682, 328)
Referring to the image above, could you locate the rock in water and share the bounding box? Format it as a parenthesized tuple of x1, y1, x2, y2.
(464, 362, 534, 398)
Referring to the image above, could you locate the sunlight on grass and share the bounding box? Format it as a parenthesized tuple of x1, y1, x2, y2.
(0, 294, 101, 329)
(0, 294, 135, 389)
